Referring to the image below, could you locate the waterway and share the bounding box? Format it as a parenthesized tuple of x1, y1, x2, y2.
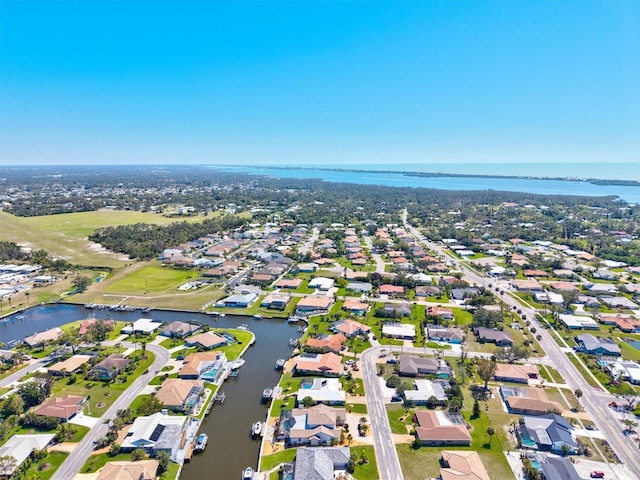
(0, 304, 300, 479)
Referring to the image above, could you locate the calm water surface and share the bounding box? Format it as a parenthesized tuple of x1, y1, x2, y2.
(0, 304, 299, 479)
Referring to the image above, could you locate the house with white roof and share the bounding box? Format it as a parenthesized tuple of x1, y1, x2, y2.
(404, 379, 447, 406)
(382, 322, 416, 340)
(121, 318, 162, 335)
(296, 378, 346, 407)
(0, 434, 55, 476)
(308, 277, 335, 291)
(121, 411, 189, 461)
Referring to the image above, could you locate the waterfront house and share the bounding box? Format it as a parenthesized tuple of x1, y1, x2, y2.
(0, 434, 55, 476)
(24, 327, 63, 348)
(493, 363, 539, 383)
(178, 351, 227, 383)
(160, 321, 202, 339)
(293, 353, 342, 377)
(278, 404, 346, 446)
(97, 460, 159, 480)
(598, 315, 640, 333)
(292, 447, 350, 480)
(78, 319, 116, 336)
(440, 451, 490, 480)
(121, 318, 162, 335)
(217, 293, 258, 308)
(413, 410, 471, 446)
(398, 355, 451, 378)
(296, 378, 346, 407)
(34, 395, 85, 422)
(296, 296, 333, 315)
(121, 411, 189, 461)
(305, 333, 347, 354)
(261, 293, 291, 310)
(155, 379, 204, 413)
(90, 354, 130, 381)
(330, 319, 371, 337)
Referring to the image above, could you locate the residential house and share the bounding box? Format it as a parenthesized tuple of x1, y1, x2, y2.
(0, 434, 55, 476)
(97, 460, 159, 480)
(217, 293, 258, 308)
(292, 447, 350, 480)
(511, 280, 543, 292)
(178, 351, 227, 383)
(404, 379, 448, 406)
(48, 355, 91, 375)
(346, 282, 372, 293)
(155, 379, 204, 413)
(413, 410, 471, 446)
(559, 314, 599, 330)
(160, 321, 202, 339)
(293, 353, 343, 377)
(305, 333, 347, 354)
(586, 283, 618, 294)
(575, 334, 621, 356)
(426, 306, 454, 321)
(382, 322, 416, 340)
(450, 288, 480, 301)
(34, 395, 85, 422)
(261, 293, 291, 310)
(24, 327, 62, 348)
(599, 315, 640, 333)
(296, 297, 333, 315)
(440, 451, 490, 480)
(278, 404, 346, 446)
(399, 355, 451, 378)
(599, 296, 638, 310)
(185, 331, 228, 350)
(90, 354, 130, 381)
(518, 414, 578, 454)
(499, 387, 561, 415)
(474, 328, 513, 346)
(493, 363, 539, 383)
(540, 457, 581, 480)
(601, 360, 640, 385)
(383, 302, 411, 317)
(78, 319, 116, 336)
(121, 318, 162, 335)
(296, 378, 346, 407)
(275, 278, 303, 289)
(341, 299, 369, 315)
(330, 319, 371, 337)
(121, 411, 189, 461)
(426, 326, 464, 344)
(378, 284, 405, 297)
(308, 277, 335, 291)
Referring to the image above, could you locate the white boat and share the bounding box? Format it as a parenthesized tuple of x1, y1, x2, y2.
(262, 387, 273, 400)
(231, 359, 246, 369)
(253, 314, 262, 319)
(275, 358, 285, 370)
(194, 433, 208, 452)
(238, 324, 249, 331)
(242, 467, 253, 480)
(251, 421, 262, 436)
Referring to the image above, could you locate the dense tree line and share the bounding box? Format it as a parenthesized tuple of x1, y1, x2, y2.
(90, 215, 247, 260)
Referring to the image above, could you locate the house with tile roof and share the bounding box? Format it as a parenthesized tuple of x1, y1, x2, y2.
(493, 363, 539, 383)
(499, 386, 561, 415)
(90, 354, 130, 381)
(160, 321, 202, 339)
(155, 379, 204, 413)
(330, 319, 371, 337)
(305, 333, 347, 354)
(426, 326, 464, 344)
(413, 410, 471, 446)
(474, 328, 513, 346)
(293, 353, 342, 377)
(341, 299, 369, 315)
(296, 296, 333, 314)
(24, 327, 63, 348)
(278, 404, 346, 446)
(48, 355, 92, 375)
(34, 395, 85, 422)
(178, 351, 227, 383)
(97, 460, 159, 480)
(184, 331, 228, 350)
(440, 450, 490, 480)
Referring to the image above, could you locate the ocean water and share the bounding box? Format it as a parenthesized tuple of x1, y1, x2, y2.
(210, 163, 640, 203)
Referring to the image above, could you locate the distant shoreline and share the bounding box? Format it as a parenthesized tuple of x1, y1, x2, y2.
(220, 165, 640, 187)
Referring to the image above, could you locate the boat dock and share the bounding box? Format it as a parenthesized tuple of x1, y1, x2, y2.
(214, 391, 226, 404)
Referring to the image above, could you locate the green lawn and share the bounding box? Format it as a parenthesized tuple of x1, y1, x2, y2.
(23, 451, 69, 480)
(351, 445, 378, 480)
(347, 403, 368, 414)
(260, 448, 298, 471)
(105, 264, 199, 295)
(81, 452, 132, 473)
(386, 404, 413, 435)
(160, 461, 181, 480)
(566, 353, 600, 388)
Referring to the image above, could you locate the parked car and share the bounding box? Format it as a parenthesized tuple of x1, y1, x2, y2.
(386, 358, 398, 364)
(586, 425, 596, 431)
(590, 472, 604, 478)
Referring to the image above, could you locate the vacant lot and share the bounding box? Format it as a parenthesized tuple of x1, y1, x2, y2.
(0, 210, 205, 267)
(104, 264, 198, 295)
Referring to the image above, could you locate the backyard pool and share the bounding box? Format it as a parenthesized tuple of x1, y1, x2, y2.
(626, 340, 640, 351)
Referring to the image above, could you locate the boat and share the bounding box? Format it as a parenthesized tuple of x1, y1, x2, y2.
(15, 315, 25, 320)
(251, 421, 262, 436)
(194, 433, 208, 452)
(275, 359, 285, 370)
(242, 467, 253, 480)
(219, 313, 226, 318)
(262, 387, 273, 400)
(253, 314, 262, 319)
(238, 324, 249, 331)
(231, 358, 245, 369)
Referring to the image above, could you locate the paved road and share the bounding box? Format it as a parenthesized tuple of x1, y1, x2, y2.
(402, 212, 640, 479)
(0, 358, 47, 389)
(51, 343, 170, 480)
(361, 346, 403, 480)
(362, 233, 388, 274)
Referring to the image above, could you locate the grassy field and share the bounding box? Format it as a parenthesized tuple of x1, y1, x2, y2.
(0, 210, 206, 267)
(351, 445, 378, 480)
(387, 404, 413, 435)
(104, 264, 199, 295)
(23, 451, 69, 480)
(260, 448, 298, 471)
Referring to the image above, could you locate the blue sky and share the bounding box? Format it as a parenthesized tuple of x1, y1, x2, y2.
(1, 1, 638, 166)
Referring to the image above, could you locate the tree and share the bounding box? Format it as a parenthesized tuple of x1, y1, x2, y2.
(108, 443, 121, 457)
(55, 422, 77, 442)
(156, 451, 170, 474)
(0, 455, 18, 477)
(302, 396, 315, 408)
(560, 443, 571, 456)
(131, 448, 146, 461)
(17, 380, 49, 408)
(426, 395, 438, 409)
(135, 396, 164, 416)
(72, 275, 92, 293)
(476, 358, 496, 391)
(574, 389, 583, 410)
(486, 426, 495, 446)
(1, 394, 24, 417)
(471, 399, 481, 419)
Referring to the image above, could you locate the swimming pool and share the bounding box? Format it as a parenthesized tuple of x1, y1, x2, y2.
(626, 340, 640, 351)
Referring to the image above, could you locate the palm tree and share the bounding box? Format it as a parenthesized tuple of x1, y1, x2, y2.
(574, 389, 583, 410)
(486, 426, 495, 446)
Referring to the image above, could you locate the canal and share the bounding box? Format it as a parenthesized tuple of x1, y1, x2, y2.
(0, 304, 300, 479)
